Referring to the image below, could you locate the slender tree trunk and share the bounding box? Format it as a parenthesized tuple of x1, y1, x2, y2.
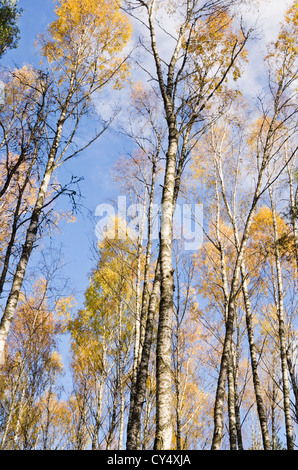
(0, 153, 37, 297)
(42, 388, 55, 450)
(211, 177, 234, 450)
(211, 303, 234, 450)
(119, 384, 125, 450)
(174, 320, 182, 451)
(287, 160, 298, 272)
(75, 389, 88, 450)
(155, 132, 178, 450)
(269, 187, 294, 450)
(216, 146, 271, 449)
(126, 260, 161, 449)
(12, 383, 26, 449)
(241, 265, 271, 450)
(227, 344, 237, 450)
(143, 0, 190, 449)
(176, 406, 182, 451)
(127, 138, 186, 450)
(106, 386, 118, 450)
(232, 324, 243, 450)
(0, 184, 23, 297)
(0, 159, 54, 364)
(142, 388, 153, 450)
(0, 76, 75, 364)
(126, 161, 156, 447)
(132, 190, 148, 392)
(91, 378, 104, 450)
(118, 300, 125, 451)
(271, 371, 278, 450)
(1, 390, 19, 449)
(139, 162, 157, 352)
(234, 377, 243, 450)
(212, 150, 272, 449)
(287, 351, 298, 424)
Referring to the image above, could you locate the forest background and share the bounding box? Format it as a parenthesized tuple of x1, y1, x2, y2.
(0, 0, 297, 452)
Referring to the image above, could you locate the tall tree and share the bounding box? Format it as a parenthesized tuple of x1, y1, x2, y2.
(66, 226, 137, 449)
(0, 0, 22, 58)
(0, 0, 131, 364)
(268, 187, 295, 450)
(210, 3, 298, 447)
(120, 83, 164, 451)
(0, 279, 63, 449)
(124, 0, 251, 449)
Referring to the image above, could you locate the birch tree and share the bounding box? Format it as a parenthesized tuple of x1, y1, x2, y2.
(0, 279, 63, 450)
(209, 4, 298, 447)
(124, 0, 251, 449)
(0, 0, 131, 364)
(66, 227, 137, 449)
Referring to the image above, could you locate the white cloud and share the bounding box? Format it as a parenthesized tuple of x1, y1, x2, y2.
(235, 0, 293, 96)
(93, 0, 293, 120)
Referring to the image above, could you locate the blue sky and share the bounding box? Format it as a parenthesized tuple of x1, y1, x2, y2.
(0, 0, 139, 385)
(0, 0, 295, 442)
(1, 0, 135, 310)
(1, 0, 293, 294)
(0, 0, 294, 356)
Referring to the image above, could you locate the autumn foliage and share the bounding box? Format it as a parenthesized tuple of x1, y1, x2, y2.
(0, 0, 297, 452)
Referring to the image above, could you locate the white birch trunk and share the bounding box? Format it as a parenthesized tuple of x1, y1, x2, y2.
(155, 136, 177, 450)
(269, 187, 294, 450)
(0, 73, 75, 364)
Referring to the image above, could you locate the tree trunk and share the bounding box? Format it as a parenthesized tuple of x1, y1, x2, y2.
(0, 159, 54, 364)
(269, 187, 294, 451)
(271, 370, 278, 450)
(0, 153, 37, 297)
(286, 351, 298, 424)
(106, 386, 118, 450)
(174, 317, 182, 451)
(119, 383, 125, 450)
(212, 292, 239, 450)
(154, 133, 178, 450)
(91, 378, 104, 450)
(126, 161, 156, 448)
(227, 344, 237, 450)
(12, 383, 26, 449)
(241, 265, 271, 450)
(234, 378, 243, 450)
(0, 76, 74, 364)
(212, 154, 271, 449)
(126, 260, 161, 450)
(287, 160, 298, 272)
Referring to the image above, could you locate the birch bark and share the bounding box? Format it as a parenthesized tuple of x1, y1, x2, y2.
(0, 87, 73, 364)
(211, 128, 273, 449)
(269, 187, 294, 451)
(126, 160, 158, 449)
(125, 0, 252, 449)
